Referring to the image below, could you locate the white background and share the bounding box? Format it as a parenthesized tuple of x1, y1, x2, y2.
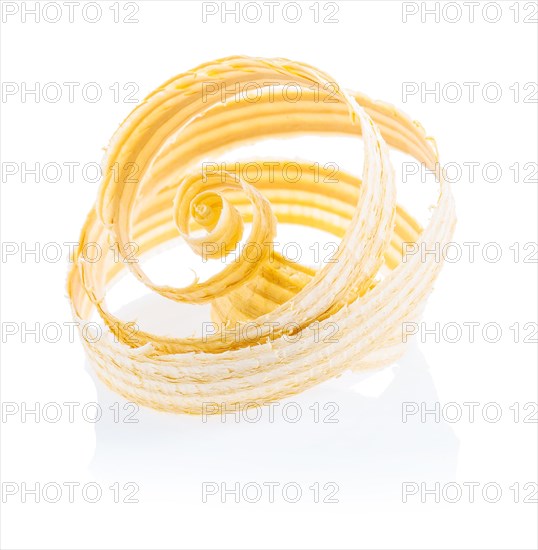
(1, 1, 537, 549)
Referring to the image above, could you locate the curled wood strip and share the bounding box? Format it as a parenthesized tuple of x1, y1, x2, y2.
(67, 56, 456, 414)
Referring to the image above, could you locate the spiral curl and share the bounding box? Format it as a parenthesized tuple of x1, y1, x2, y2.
(67, 56, 456, 414)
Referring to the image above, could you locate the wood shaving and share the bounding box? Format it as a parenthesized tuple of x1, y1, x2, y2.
(67, 56, 456, 414)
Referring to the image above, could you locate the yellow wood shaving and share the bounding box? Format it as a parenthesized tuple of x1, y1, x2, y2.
(67, 56, 456, 414)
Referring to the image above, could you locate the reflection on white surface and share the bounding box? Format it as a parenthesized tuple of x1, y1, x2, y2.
(88, 293, 459, 504)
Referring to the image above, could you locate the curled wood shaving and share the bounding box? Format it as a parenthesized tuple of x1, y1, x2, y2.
(67, 56, 456, 414)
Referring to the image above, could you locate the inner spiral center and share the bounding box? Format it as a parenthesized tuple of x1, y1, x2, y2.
(192, 193, 223, 231)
